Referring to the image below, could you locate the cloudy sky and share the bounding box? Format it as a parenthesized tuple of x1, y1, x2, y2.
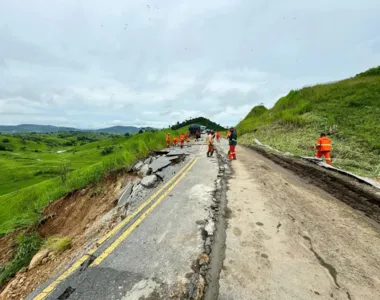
(1, 0, 379, 129)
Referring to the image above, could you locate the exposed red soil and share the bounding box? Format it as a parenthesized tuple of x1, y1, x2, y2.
(0, 171, 135, 300)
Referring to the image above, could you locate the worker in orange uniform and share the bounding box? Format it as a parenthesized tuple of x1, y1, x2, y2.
(207, 131, 215, 157)
(173, 137, 178, 147)
(227, 129, 231, 139)
(180, 133, 185, 148)
(216, 131, 221, 143)
(315, 133, 332, 165)
(166, 133, 171, 148)
(228, 128, 237, 160)
(185, 131, 189, 143)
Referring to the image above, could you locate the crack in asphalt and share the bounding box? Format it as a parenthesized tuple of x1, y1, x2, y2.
(203, 149, 229, 300)
(300, 234, 340, 289)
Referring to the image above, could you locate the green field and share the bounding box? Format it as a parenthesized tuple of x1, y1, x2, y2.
(0, 130, 178, 235)
(236, 66, 380, 178)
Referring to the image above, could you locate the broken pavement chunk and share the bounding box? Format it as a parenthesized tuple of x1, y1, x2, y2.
(149, 156, 172, 173)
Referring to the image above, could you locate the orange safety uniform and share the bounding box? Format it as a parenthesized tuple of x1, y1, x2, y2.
(166, 134, 171, 148)
(180, 134, 185, 147)
(173, 137, 178, 146)
(185, 132, 189, 142)
(216, 131, 220, 142)
(227, 131, 231, 138)
(315, 136, 332, 165)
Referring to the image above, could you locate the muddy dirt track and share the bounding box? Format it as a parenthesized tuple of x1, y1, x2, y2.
(217, 142, 380, 300)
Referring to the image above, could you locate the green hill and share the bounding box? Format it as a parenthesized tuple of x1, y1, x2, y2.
(0, 129, 180, 235)
(171, 117, 226, 131)
(236, 66, 380, 178)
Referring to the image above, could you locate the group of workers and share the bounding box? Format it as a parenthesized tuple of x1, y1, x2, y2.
(166, 132, 189, 149)
(166, 129, 332, 165)
(206, 128, 237, 159)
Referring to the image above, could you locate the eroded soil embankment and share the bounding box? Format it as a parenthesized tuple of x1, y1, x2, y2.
(247, 145, 380, 224)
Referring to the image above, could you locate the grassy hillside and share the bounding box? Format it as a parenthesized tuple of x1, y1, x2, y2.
(236, 66, 380, 178)
(171, 117, 226, 131)
(0, 130, 178, 235)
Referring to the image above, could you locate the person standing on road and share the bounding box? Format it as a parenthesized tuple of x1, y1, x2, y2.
(166, 133, 171, 148)
(207, 131, 215, 157)
(315, 133, 332, 165)
(180, 133, 185, 148)
(216, 131, 221, 143)
(185, 131, 189, 143)
(228, 128, 237, 160)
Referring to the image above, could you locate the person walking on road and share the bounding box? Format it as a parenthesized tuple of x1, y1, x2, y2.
(207, 131, 215, 157)
(216, 131, 221, 143)
(166, 133, 171, 148)
(315, 133, 332, 165)
(173, 137, 178, 147)
(180, 134, 185, 148)
(228, 128, 237, 160)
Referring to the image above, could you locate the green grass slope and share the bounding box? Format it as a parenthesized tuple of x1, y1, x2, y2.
(0, 130, 178, 235)
(236, 66, 380, 178)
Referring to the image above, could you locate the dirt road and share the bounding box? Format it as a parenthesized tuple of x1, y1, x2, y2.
(217, 143, 380, 300)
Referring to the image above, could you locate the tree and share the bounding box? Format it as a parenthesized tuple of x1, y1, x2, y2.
(2, 138, 10, 143)
(124, 132, 131, 138)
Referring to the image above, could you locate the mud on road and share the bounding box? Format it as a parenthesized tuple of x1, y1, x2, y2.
(217, 142, 380, 300)
(248, 144, 380, 224)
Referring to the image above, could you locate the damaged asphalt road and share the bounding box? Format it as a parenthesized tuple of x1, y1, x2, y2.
(26, 137, 380, 300)
(27, 141, 221, 300)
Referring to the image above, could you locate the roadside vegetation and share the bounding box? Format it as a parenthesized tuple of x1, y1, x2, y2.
(0, 130, 179, 236)
(236, 66, 380, 178)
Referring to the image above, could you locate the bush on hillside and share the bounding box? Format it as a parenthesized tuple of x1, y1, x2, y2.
(2, 138, 10, 143)
(101, 146, 114, 156)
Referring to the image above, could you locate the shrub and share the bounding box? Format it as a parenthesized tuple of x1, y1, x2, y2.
(44, 236, 72, 252)
(101, 146, 114, 156)
(2, 138, 10, 143)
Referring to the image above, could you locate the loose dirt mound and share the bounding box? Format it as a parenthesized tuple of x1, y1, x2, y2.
(0, 171, 135, 300)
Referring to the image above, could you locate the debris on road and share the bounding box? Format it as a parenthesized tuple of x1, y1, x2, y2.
(149, 156, 172, 173)
(140, 175, 158, 188)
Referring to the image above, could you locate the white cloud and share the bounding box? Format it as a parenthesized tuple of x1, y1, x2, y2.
(1, 0, 379, 128)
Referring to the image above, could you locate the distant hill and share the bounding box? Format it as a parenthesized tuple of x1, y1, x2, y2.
(0, 124, 145, 134)
(95, 126, 140, 134)
(236, 66, 380, 178)
(171, 117, 226, 131)
(0, 124, 79, 133)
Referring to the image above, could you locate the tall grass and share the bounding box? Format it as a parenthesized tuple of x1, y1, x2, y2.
(0, 232, 42, 286)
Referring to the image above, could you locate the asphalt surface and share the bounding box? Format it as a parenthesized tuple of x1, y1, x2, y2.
(27, 139, 219, 300)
